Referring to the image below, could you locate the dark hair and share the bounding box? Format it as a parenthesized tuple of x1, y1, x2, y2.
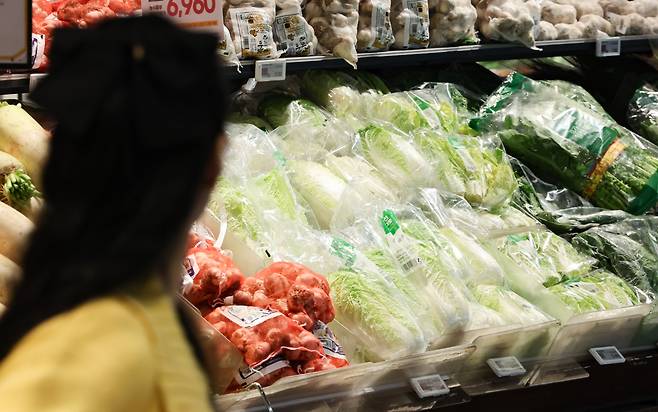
(0, 14, 228, 383)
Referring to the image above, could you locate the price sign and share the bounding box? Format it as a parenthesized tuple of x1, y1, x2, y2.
(589, 346, 625, 365)
(255, 59, 287, 82)
(487, 356, 526, 377)
(0, 0, 31, 68)
(410, 374, 450, 398)
(596, 37, 621, 57)
(141, 0, 222, 34)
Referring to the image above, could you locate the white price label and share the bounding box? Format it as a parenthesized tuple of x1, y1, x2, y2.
(141, 0, 222, 34)
(589, 346, 625, 365)
(0, 0, 30, 66)
(487, 356, 526, 377)
(410, 374, 450, 398)
(596, 37, 621, 57)
(255, 60, 287, 82)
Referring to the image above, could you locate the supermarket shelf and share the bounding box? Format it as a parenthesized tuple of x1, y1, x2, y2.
(226, 35, 658, 80)
(2, 35, 657, 94)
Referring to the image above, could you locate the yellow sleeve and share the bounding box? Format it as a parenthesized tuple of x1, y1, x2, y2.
(0, 298, 157, 412)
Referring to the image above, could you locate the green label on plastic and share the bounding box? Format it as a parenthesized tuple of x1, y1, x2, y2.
(273, 150, 287, 166)
(380, 209, 400, 235)
(628, 169, 658, 215)
(507, 234, 529, 244)
(330, 237, 356, 268)
(411, 95, 430, 111)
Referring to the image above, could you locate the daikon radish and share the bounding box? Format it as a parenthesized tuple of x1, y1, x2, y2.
(0, 253, 19, 305)
(0, 201, 33, 263)
(0, 103, 49, 189)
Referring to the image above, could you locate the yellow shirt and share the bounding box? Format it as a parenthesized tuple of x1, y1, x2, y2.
(0, 276, 214, 412)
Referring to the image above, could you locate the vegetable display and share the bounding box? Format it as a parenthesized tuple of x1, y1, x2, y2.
(473, 73, 658, 215)
(628, 83, 658, 145)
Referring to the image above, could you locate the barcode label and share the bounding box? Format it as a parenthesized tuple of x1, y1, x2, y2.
(255, 59, 287, 82)
(367, 2, 393, 50)
(589, 346, 625, 365)
(487, 356, 526, 377)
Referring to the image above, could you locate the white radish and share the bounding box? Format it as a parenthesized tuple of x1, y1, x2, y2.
(0, 201, 33, 263)
(0, 103, 49, 189)
(0, 253, 19, 305)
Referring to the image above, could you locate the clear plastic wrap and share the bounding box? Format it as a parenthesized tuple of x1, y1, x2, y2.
(546, 270, 646, 314)
(472, 284, 553, 326)
(476, 0, 538, 48)
(357, 0, 396, 51)
(472, 73, 658, 215)
(304, 0, 360, 66)
(390, 0, 431, 49)
(273, 1, 318, 56)
(428, 0, 478, 47)
(491, 229, 597, 288)
(628, 83, 658, 145)
(363, 84, 472, 133)
(571, 216, 658, 295)
(413, 129, 517, 210)
(259, 95, 356, 158)
(355, 125, 437, 191)
(225, 1, 280, 59)
(512, 158, 632, 234)
(219, 17, 240, 66)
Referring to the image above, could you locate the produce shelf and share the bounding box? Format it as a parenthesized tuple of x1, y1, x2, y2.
(2, 35, 657, 94)
(225, 35, 658, 80)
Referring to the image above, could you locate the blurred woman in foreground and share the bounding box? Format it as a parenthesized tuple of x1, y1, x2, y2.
(0, 15, 228, 412)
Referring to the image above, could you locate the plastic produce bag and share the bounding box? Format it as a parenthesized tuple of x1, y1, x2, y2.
(628, 83, 658, 145)
(356, 125, 437, 191)
(413, 129, 517, 210)
(363, 85, 472, 133)
(492, 229, 596, 288)
(547, 270, 645, 314)
(476, 0, 537, 48)
(472, 284, 553, 325)
(512, 158, 632, 234)
(304, 0, 359, 66)
(390, 0, 431, 49)
(472, 73, 658, 215)
(225, 1, 280, 59)
(300, 70, 390, 119)
(259, 95, 356, 158)
(357, 0, 395, 51)
(572, 216, 658, 294)
(219, 19, 240, 65)
(429, 0, 478, 47)
(273, 1, 318, 56)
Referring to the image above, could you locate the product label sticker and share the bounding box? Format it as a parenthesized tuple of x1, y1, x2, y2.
(410, 94, 441, 128)
(410, 374, 450, 398)
(220, 305, 282, 328)
(487, 356, 526, 377)
(401, 0, 429, 48)
(312, 321, 347, 360)
(330, 237, 357, 268)
(583, 138, 626, 199)
(234, 355, 291, 386)
(274, 9, 313, 56)
(368, 1, 394, 50)
(183, 254, 200, 279)
(229, 8, 275, 59)
(380, 210, 424, 273)
(589, 346, 625, 365)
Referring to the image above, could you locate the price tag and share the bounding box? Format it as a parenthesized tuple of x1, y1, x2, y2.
(141, 0, 222, 34)
(596, 37, 621, 57)
(487, 356, 526, 377)
(410, 374, 450, 398)
(0, 0, 30, 67)
(255, 60, 287, 82)
(589, 346, 625, 365)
